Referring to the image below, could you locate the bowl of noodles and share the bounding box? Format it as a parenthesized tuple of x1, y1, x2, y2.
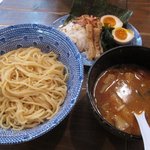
(0, 24, 83, 144)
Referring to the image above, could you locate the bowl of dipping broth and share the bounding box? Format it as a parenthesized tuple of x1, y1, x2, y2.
(87, 45, 150, 139)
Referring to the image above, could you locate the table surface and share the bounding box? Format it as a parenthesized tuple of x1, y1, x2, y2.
(0, 0, 150, 150)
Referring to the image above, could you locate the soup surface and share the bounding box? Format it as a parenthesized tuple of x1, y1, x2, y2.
(94, 64, 150, 135)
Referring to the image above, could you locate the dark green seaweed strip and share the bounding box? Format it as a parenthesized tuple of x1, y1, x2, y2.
(66, 0, 133, 24)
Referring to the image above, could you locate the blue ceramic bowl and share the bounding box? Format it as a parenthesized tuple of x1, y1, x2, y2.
(0, 24, 83, 144)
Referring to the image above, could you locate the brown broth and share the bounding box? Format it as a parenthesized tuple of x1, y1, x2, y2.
(94, 64, 150, 135)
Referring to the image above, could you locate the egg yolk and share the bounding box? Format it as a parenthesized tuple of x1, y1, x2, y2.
(115, 28, 127, 40)
(103, 17, 116, 26)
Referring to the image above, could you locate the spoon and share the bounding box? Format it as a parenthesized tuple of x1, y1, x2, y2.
(134, 111, 150, 150)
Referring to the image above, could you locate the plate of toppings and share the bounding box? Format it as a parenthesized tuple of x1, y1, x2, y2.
(52, 0, 142, 66)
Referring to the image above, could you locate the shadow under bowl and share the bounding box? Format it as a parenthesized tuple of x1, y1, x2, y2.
(87, 45, 150, 140)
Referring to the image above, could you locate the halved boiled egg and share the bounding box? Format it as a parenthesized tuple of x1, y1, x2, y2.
(100, 15, 123, 28)
(112, 27, 134, 44)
